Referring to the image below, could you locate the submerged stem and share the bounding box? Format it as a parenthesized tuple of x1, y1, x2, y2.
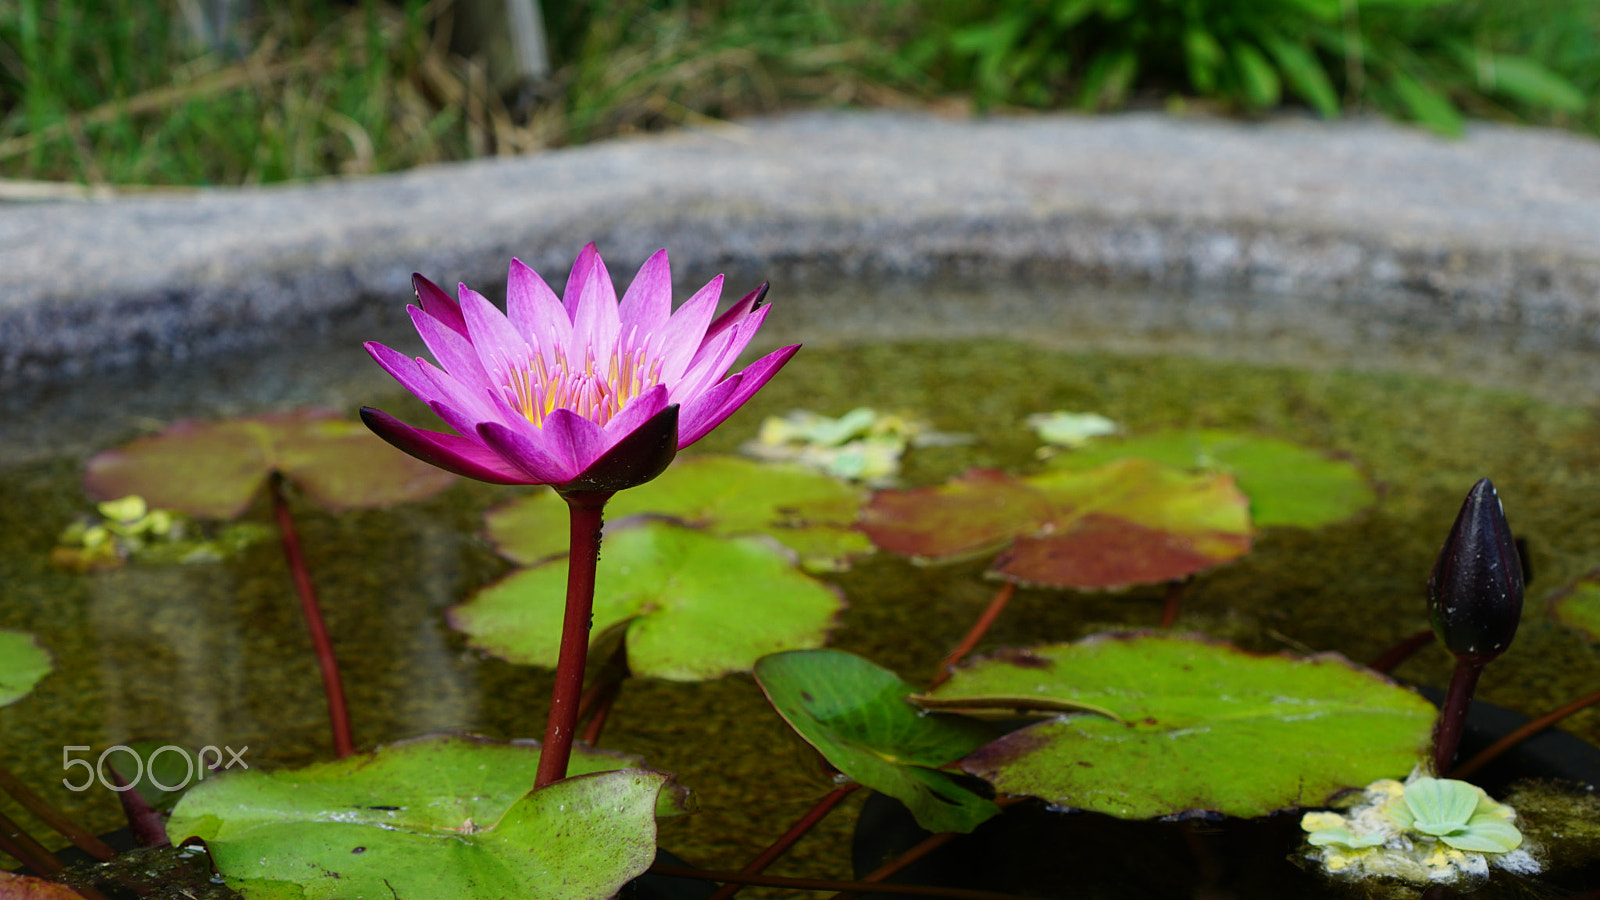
(0, 761, 114, 861)
(929, 582, 1017, 690)
(1453, 685, 1600, 779)
(707, 784, 860, 900)
(270, 473, 354, 758)
(1432, 660, 1485, 775)
(535, 489, 613, 789)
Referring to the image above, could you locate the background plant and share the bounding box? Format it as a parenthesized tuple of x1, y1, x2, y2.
(2, 0, 1594, 188)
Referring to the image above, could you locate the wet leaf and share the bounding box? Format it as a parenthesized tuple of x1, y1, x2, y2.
(940, 633, 1434, 819)
(455, 521, 844, 681)
(1548, 571, 1600, 644)
(1046, 429, 1374, 528)
(0, 630, 52, 707)
(486, 454, 872, 572)
(84, 410, 458, 519)
(755, 649, 1000, 834)
(860, 460, 1251, 589)
(167, 734, 683, 900)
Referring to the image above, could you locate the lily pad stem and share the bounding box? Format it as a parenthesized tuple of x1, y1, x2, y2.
(707, 784, 860, 900)
(270, 473, 354, 758)
(1452, 685, 1600, 779)
(0, 762, 114, 861)
(1432, 659, 1484, 775)
(651, 863, 1024, 899)
(536, 490, 614, 789)
(928, 582, 1017, 690)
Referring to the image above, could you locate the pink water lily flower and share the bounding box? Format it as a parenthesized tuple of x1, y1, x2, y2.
(362, 244, 799, 493)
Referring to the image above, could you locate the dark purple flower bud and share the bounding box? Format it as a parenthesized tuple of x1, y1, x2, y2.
(1428, 478, 1524, 665)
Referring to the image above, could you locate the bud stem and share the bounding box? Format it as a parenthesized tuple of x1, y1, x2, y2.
(1431, 659, 1484, 776)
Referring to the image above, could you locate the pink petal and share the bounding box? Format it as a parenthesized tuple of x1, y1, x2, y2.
(505, 258, 571, 367)
(458, 284, 535, 401)
(602, 383, 671, 440)
(675, 375, 741, 447)
(561, 242, 602, 319)
(703, 282, 767, 346)
(617, 249, 672, 338)
(410, 305, 490, 384)
(476, 421, 582, 484)
(414, 274, 467, 336)
(654, 275, 723, 384)
(539, 408, 615, 475)
(675, 305, 772, 402)
(365, 341, 447, 408)
(569, 250, 622, 365)
(360, 407, 532, 485)
(679, 344, 800, 448)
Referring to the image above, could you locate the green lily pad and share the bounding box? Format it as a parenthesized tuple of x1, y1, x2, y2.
(1045, 429, 1374, 528)
(860, 460, 1252, 590)
(454, 521, 844, 681)
(167, 734, 683, 900)
(754, 649, 1000, 834)
(486, 454, 873, 572)
(936, 633, 1434, 819)
(84, 409, 458, 519)
(0, 630, 52, 707)
(1550, 571, 1600, 643)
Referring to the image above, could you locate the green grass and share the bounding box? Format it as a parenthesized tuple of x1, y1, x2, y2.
(1, 0, 1596, 188)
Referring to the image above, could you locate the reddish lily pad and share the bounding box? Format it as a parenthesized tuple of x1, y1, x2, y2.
(0, 630, 52, 707)
(486, 454, 872, 572)
(166, 734, 684, 900)
(1549, 571, 1600, 643)
(84, 409, 458, 519)
(1045, 429, 1375, 529)
(860, 460, 1251, 589)
(755, 649, 1000, 834)
(453, 521, 844, 681)
(0, 872, 88, 899)
(932, 633, 1435, 819)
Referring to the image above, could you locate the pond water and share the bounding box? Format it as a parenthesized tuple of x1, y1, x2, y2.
(3, 279, 1600, 896)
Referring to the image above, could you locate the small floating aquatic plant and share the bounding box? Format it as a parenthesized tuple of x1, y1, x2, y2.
(1301, 774, 1539, 886)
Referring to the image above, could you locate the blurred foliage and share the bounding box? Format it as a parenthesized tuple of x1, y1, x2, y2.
(0, 0, 1594, 186)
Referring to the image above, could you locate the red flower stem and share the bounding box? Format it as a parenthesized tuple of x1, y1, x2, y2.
(270, 473, 354, 759)
(1432, 660, 1485, 775)
(535, 490, 613, 789)
(0, 761, 114, 861)
(1159, 577, 1191, 628)
(928, 582, 1017, 690)
(1452, 686, 1600, 780)
(1368, 627, 1436, 674)
(706, 784, 861, 900)
(0, 807, 62, 877)
(648, 863, 1024, 899)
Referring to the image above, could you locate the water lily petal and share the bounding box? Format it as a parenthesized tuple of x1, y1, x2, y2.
(655, 275, 723, 383)
(703, 283, 768, 347)
(603, 384, 672, 441)
(365, 341, 449, 407)
(540, 408, 615, 474)
(679, 344, 800, 448)
(561, 242, 603, 319)
(413, 273, 467, 336)
(459, 284, 537, 406)
(676, 305, 773, 402)
(570, 252, 622, 369)
(477, 421, 581, 484)
(506, 258, 571, 368)
(565, 404, 680, 493)
(676, 374, 741, 447)
(618, 249, 672, 337)
(410, 305, 491, 385)
(360, 408, 530, 484)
